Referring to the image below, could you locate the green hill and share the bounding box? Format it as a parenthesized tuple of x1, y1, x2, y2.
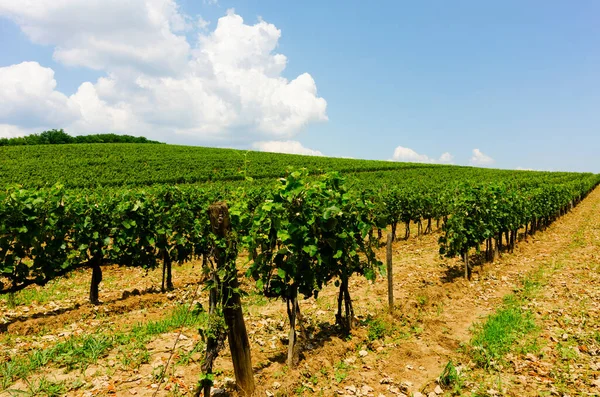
(0, 143, 442, 189)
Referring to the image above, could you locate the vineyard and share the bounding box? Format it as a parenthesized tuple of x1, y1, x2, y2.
(1, 143, 599, 396)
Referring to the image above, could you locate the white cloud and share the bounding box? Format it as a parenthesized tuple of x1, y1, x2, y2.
(0, 124, 34, 138)
(253, 140, 323, 156)
(438, 152, 454, 163)
(0, 0, 191, 76)
(0, 3, 327, 142)
(197, 16, 210, 30)
(0, 62, 81, 128)
(470, 148, 494, 166)
(391, 146, 454, 164)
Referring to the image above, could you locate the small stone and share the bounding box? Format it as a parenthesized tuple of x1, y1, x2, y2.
(223, 377, 236, 389)
(434, 385, 443, 394)
(128, 390, 137, 395)
(399, 381, 413, 392)
(265, 391, 274, 397)
(406, 364, 414, 370)
(359, 350, 368, 357)
(413, 393, 424, 397)
(562, 333, 569, 341)
(428, 393, 436, 397)
(345, 385, 357, 394)
(273, 382, 281, 389)
(345, 356, 357, 364)
(361, 385, 374, 394)
(166, 293, 176, 300)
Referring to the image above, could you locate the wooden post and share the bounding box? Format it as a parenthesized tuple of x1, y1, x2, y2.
(386, 233, 394, 311)
(89, 257, 102, 305)
(463, 249, 469, 280)
(208, 202, 255, 396)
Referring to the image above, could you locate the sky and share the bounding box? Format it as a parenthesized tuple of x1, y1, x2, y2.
(0, 1, 599, 171)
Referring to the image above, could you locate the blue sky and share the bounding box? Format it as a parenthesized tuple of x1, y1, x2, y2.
(1, 1, 599, 171)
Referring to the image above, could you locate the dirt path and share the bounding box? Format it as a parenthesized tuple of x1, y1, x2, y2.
(253, 186, 600, 397)
(1, 187, 599, 396)
(452, 187, 600, 396)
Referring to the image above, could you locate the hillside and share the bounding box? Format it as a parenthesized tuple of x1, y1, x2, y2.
(0, 143, 444, 189)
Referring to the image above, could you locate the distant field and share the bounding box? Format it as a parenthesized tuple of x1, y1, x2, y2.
(0, 143, 443, 189)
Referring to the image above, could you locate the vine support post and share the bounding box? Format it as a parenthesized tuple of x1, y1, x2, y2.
(462, 249, 470, 280)
(89, 256, 103, 305)
(161, 249, 173, 291)
(386, 233, 394, 312)
(286, 292, 299, 368)
(208, 202, 255, 396)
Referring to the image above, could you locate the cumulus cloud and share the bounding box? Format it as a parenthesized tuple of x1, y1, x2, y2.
(470, 148, 495, 166)
(439, 152, 454, 163)
(0, 62, 80, 128)
(391, 146, 454, 164)
(0, 0, 191, 76)
(0, 124, 35, 138)
(0, 2, 327, 142)
(252, 140, 323, 156)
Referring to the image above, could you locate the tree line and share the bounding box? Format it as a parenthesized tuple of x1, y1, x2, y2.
(0, 129, 163, 146)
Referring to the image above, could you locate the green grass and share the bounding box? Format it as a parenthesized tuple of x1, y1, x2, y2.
(470, 299, 537, 369)
(0, 304, 205, 390)
(0, 270, 87, 306)
(365, 316, 390, 341)
(469, 267, 550, 370)
(438, 360, 464, 393)
(334, 361, 350, 383)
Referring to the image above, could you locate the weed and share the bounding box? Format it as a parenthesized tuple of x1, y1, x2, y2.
(294, 384, 308, 395)
(24, 377, 66, 397)
(470, 303, 536, 369)
(365, 317, 389, 341)
(438, 360, 463, 391)
(334, 361, 349, 383)
(176, 341, 205, 365)
(416, 295, 428, 306)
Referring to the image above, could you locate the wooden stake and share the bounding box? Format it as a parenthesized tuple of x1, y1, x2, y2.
(386, 233, 394, 311)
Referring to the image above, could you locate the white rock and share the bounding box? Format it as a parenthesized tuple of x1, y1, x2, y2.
(361, 384, 374, 394)
(434, 385, 443, 394)
(359, 350, 369, 357)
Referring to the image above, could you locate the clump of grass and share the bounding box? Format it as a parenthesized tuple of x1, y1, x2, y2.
(470, 297, 537, 369)
(334, 360, 350, 383)
(365, 317, 390, 341)
(438, 360, 463, 391)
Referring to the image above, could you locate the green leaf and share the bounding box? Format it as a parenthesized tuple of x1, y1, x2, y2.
(277, 268, 286, 279)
